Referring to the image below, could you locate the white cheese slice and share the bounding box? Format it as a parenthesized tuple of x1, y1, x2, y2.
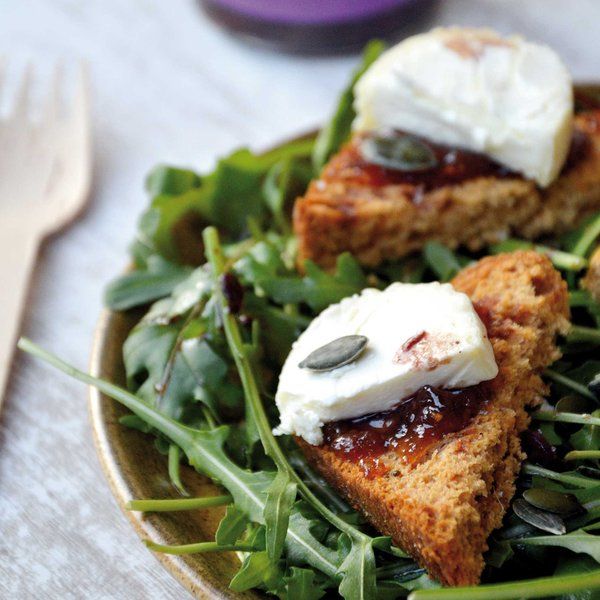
(274, 282, 498, 445)
(353, 27, 574, 187)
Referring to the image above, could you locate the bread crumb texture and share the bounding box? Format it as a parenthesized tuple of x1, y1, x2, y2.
(297, 252, 570, 586)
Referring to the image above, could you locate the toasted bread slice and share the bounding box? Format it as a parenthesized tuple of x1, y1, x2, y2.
(295, 111, 600, 270)
(297, 251, 569, 586)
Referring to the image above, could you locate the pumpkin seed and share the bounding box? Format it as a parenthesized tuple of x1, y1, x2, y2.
(512, 499, 566, 535)
(523, 488, 583, 515)
(299, 335, 368, 372)
(359, 133, 437, 172)
(555, 394, 593, 414)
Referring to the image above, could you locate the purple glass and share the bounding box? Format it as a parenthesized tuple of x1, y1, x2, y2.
(209, 0, 410, 24)
(200, 0, 432, 54)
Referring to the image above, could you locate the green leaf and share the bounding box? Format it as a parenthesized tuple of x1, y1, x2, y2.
(571, 409, 600, 451)
(564, 212, 600, 257)
(142, 265, 212, 323)
(243, 294, 309, 366)
(517, 529, 600, 562)
(282, 567, 326, 600)
(337, 536, 377, 600)
(146, 165, 202, 196)
(216, 505, 249, 545)
(555, 555, 600, 600)
(265, 471, 298, 561)
(104, 256, 193, 311)
(139, 138, 314, 263)
(263, 156, 314, 233)
(229, 551, 283, 593)
(407, 570, 600, 600)
(19, 339, 344, 582)
(167, 443, 189, 496)
(312, 40, 385, 171)
(263, 253, 367, 312)
(423, 242, 461, 282)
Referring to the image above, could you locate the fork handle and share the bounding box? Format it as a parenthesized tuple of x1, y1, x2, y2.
(0, 226, 40, 405)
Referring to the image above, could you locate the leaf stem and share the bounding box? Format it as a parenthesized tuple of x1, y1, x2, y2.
(566, 325, 600, 346)
(17, 338, 198, 451)
(533, 410, 600, 427)
(408, 569, 600, 600)
(168, 444, 189, 497)
(544, 368, 596, 400)
(565, 450, 600, 461)
(145, 540, 256, 555)
(127, 495, 232, 512)
(572, 212, 600, 257)
(522, 463, 598, 488)
(203, 227, 371, 542)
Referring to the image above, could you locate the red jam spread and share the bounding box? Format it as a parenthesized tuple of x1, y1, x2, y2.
(345, 129, 589, 193)
(322, 384, 487, 477)
(346, 132, 514, 190)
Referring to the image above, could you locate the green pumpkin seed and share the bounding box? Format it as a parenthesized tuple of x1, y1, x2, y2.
(299, 335, 368, 372)
(513, 499, 566, 535)
(523, 488, 583, 515)
(555, 395, 594, 414)
(360, 133, 437, 172)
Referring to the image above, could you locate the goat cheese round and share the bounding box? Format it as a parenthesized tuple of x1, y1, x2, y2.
(274, 282, 498, 445)
(353, 27, 573, 187)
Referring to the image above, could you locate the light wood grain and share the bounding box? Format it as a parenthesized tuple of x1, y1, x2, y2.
(1, 0, 599, 598)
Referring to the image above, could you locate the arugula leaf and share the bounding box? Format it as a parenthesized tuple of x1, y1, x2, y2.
(517, 529, 600, 562)
(423, 242, 461, 282)
(554, 555, 600, 600)
(337, 536, 377, 600)
(104, 256, 193, 311)
(571, 410, 600, 452)
(19, 338, 344, 581)
(282, 567, 326, 600)
(312, 40, 385, 171)
(261, 254, 367, 312)
(216, 505, 249, 546)
(263, 155, 314, 233)
(138, 139, 314, 263)
(265, 470, 298, 560)
(229, 550, 283, 593)
(565, 212, 600, 257)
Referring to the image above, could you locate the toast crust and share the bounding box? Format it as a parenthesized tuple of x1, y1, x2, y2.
(296, 252, 569, 586)
(295, 111, 600, 269)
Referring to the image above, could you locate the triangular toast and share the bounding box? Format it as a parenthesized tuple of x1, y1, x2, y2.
(297, 251, 569, 585)
(294, 112, 600, 270)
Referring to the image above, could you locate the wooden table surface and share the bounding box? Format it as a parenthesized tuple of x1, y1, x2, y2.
(1, 0, 598, 597)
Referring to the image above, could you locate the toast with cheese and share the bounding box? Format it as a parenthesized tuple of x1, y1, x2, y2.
(297, 251, 569, 586)
(295, 111, 600, 270)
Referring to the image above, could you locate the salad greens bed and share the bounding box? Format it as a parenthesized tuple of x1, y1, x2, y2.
(20, 42, 600, 599)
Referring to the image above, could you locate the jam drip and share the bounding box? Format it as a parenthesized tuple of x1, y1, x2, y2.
(322, 384, 487, 477)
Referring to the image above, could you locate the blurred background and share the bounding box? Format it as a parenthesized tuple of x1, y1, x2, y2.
(1, 1, 598, 597)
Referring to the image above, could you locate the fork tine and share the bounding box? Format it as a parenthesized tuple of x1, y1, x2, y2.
(12, 63, 34, 119)
(44, 61, 64, 121)
(67, 61, 91, 139)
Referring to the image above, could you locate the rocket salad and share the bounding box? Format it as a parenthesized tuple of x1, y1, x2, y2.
(20, 42, 600, 599)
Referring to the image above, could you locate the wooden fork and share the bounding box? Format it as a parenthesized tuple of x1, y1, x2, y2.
(0, 63, 92, 406)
